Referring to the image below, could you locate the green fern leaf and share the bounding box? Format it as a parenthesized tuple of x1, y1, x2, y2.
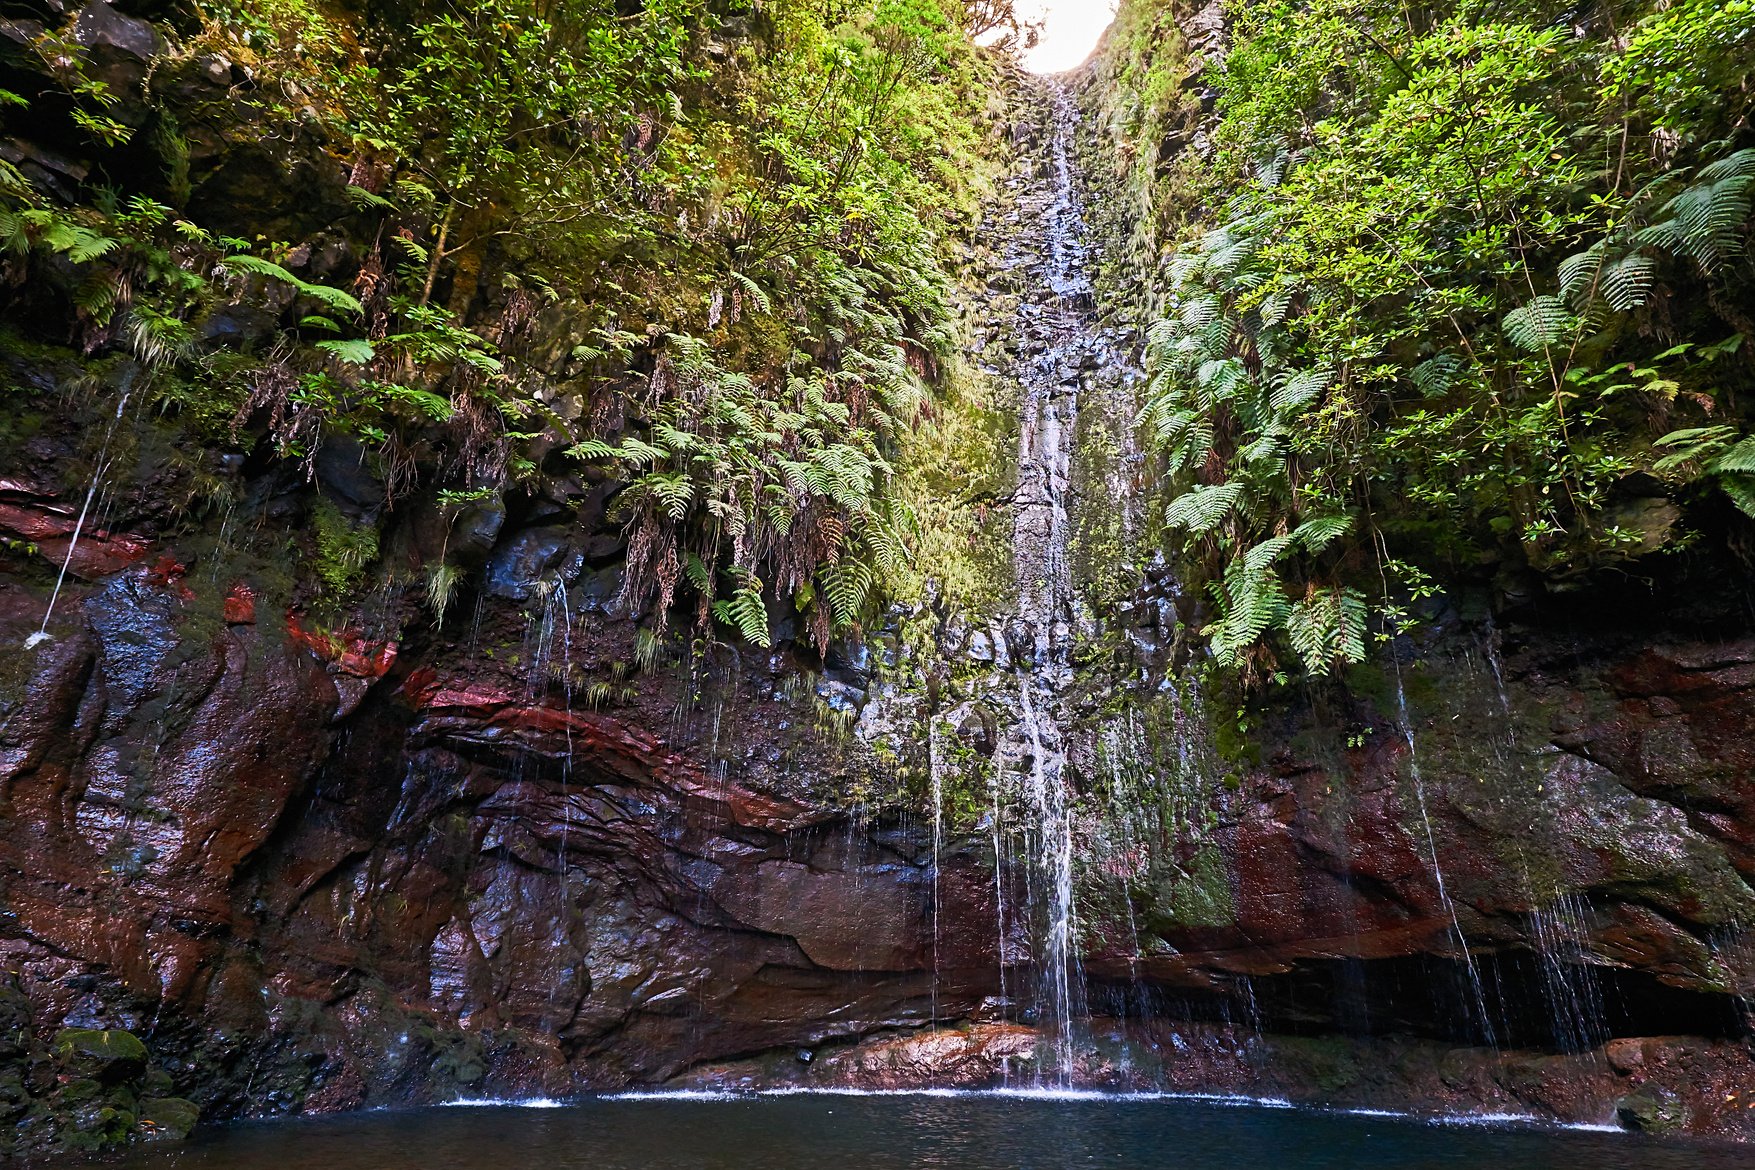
(317, 339, 376, 365)
(684, 552, 714, 594)
(1291, 513, 1353, 554)
(1243, 535, 1295, 572)
(1270, 368, 1330, 414)
(1503, 295, 1572, 351)
(1601, 253, 1657, 311)
(1718, 474, 1755, 520)
(1411, 353, 1463, 397)
(1707, 437, 1755, 474)
(712, 579, 772, 647)
(1164, 482, 1243, 536)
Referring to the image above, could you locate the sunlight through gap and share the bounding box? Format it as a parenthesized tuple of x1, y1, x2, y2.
(1017, 0, 1118, 73)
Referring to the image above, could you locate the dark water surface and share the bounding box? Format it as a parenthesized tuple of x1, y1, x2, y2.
(70, 1093, 1751, 1170)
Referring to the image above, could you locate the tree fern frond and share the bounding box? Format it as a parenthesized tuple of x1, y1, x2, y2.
(1652, 425, 1735, 472)
(1718, 474, 1755, 520)
(1411, 353, 1463, 397)
(1205, 565, 1288, 664)
(1698, 149, 1755, 184)
(1291, 512, 1353, 554)
(1656, 171, 1753, 271)
(1557, 242, 1605, 304)
(1165, 481, 1243, 536)
(1707, 437, 1755, 474)
(1243, 534, 1295, 572)
(1503, 295, 1572, 351)
(1258, 289, 1291, 328)
(1270, 367, 1331, 414)
(1285, 586, 1370, 675)
(1601, 252, 1657, 311)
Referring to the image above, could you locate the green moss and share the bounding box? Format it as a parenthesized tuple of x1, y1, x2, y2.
(892, 358, 1018, 623)
(1147, 843, 1236, 931)
(311, 497, 381, 596)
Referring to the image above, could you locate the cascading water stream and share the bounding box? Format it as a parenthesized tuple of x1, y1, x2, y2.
(999, 80, 1098, 1083)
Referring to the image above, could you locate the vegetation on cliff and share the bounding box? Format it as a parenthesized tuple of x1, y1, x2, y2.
(1, 0, 1023, 648)
(1092, 0, 1755, 684)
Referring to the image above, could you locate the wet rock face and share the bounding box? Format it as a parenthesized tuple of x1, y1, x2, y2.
(0, 569, 1002, 1122)
(1076, 623, 1755, 1037)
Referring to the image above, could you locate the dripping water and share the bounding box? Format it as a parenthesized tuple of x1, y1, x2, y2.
(28, 385, 133, 648)
(1389, 665, 1497, 1048)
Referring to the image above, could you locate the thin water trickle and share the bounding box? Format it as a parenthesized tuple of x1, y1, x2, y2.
(927, 717, 945, 1036)
(1389, 665, 1497, 1048)
(1478, 624, 1613, 1054)
(29, 386, 133, 648)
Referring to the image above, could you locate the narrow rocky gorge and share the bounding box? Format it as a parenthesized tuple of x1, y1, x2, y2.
(2, 0, 1755, 1157)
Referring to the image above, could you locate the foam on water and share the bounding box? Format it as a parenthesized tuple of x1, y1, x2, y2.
(447, 1086, 1635, 1141)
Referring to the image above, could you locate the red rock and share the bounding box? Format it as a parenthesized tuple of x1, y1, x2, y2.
(223, 582, 257, 624)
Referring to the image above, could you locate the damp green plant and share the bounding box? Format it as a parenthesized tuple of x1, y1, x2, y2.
(1122, 0, 1755, 685)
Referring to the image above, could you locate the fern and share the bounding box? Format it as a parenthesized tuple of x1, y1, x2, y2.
(1719, 475, 1755, 520)
(820, 558, 874, 628)
(1291, 512, 1353, 553)
(640, 471, 694, 520)
(1557, 242, 1604, 304)
(1258, 289, 1291, 327)
(425, 562, 463, 623)
(318, 338, 376, 365)
(122, 305, 193, 367)
(1285, 586, 1369, 675)
(1205, 565, 1289, 666)
(684, 553, 714, 594)
(1164, 482, 1243, 536)
(711, 578, 771, 647)
(1502, 294, 1572, 351)
(1708, 437, 1755, 474)
(565, 438, 619, 461)
(1411, 353, 1463, 397)
(729, 269, 772, 314)
(1653, 168, 1753, 271)
(615, 436, 668, 467)
(346, 184, 397, 211)
(1243, 534, 1295, 572)
(1196, 357, 1249, 404)
(298, 280, 365, 316)
(371, 380, 453, 422)
(1652, 425, 1735, 472)
(1270, 367, 1330, 414)
(222, 255, 364, 315)
(1601, 252, 1657, 311)
(26, 212, 117, 262)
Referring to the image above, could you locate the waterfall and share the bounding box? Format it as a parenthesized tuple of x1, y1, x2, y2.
(1000, 80, 1098, 1081)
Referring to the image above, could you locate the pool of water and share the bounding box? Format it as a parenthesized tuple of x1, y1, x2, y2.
(61, 1092, 1747, 1170)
